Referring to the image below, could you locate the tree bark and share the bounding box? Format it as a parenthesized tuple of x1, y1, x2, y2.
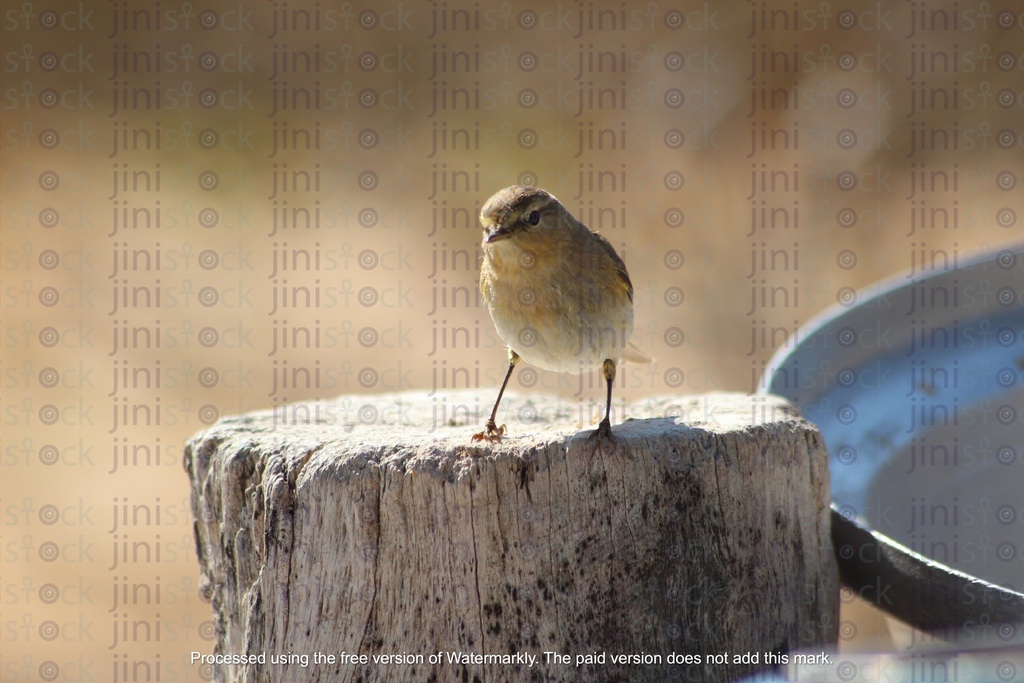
(185, 390, 837, 683)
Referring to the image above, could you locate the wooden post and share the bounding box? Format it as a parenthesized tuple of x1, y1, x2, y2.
(185, 390, 837, 683)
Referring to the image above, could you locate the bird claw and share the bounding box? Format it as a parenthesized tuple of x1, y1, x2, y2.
(585, 417, 615, 455)
(471, 420, 506, 443)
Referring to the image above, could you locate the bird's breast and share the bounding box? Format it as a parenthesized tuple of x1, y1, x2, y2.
(481, 247, 633, 373)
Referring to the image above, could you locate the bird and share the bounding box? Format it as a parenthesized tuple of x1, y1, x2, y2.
(471, 185, 647, 445)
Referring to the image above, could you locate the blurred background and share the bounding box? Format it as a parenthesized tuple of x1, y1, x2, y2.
(2, 0, 1021, 679)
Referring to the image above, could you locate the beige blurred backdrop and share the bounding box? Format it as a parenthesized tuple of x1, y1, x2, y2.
(2, 0, 1019, 679)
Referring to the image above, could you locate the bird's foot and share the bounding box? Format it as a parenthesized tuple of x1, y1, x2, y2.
(585, 417, 615, 455)
(471, 419, 506, 443)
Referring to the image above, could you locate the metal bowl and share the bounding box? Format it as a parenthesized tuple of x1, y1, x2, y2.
(763, 243, 1024, 592)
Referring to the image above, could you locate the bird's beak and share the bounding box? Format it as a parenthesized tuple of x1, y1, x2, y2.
(484, 223, 513, 243)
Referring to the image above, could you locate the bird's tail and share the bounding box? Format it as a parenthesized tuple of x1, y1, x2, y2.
(620, 342, 653, 364)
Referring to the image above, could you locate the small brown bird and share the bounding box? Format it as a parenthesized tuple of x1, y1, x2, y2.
(472, 186, 646, 444)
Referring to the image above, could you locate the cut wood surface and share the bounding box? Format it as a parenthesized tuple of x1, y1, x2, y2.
(185, 390, 837, 683)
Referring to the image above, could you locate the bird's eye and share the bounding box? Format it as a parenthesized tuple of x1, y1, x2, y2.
(526, 210, 540, 226)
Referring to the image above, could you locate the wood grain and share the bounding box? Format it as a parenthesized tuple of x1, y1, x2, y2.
(185, 390, 837, 682)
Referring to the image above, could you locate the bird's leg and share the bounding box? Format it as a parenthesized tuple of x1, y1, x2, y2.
(587, 358, 616, 449)
(472, 350, 519, 442)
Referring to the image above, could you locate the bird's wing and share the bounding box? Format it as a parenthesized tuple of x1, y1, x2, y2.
(589, 232, 633, 303)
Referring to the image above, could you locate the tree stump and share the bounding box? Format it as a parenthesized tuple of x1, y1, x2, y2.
(184, 391, 837, 683)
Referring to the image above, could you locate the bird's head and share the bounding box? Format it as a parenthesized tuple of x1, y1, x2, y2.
(479, 186, 571, 246)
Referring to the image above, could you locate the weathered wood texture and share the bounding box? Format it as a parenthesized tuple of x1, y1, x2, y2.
(185, 391, 837, 683)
